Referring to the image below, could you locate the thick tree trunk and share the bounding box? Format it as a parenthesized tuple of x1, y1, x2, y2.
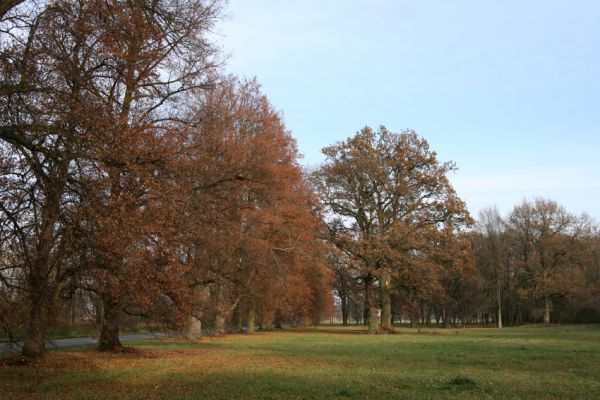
(213, 285, 227, 335)
(184, 315, 202, 339)
(262, 316, 273, 331)
(22, 295, 46, 358)
(247, 303, 256, 334)
(380, 271, 392, 330)
(543, 295, 551, 324)
(185, 285, 210, 338)
(214, 313, 226, 335)
(98, 295, 123, 351)
(22, 195, 61, 358)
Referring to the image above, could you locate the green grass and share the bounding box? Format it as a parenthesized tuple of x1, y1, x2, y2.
(2, 325, 600, 399)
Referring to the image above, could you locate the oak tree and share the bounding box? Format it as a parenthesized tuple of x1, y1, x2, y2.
(313, 126, 471, 333)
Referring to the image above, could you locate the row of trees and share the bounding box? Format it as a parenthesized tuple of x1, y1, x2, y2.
(472, 200, 599, 326)
(2, 0, 598, 363)
(0, 0, 332, 358)
(323, 137, 600, 328)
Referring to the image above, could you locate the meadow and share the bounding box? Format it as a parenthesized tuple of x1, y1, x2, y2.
(1, 325, 599, 399)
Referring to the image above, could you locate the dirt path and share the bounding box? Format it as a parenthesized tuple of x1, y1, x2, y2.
(0, 332, 169, 353)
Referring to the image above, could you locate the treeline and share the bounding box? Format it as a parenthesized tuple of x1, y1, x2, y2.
(0, 0, 332, 358)
(332, 197, 600, 328)
(471, 201, 599, 326)
(2, 0, 599, 362)
(322, 127, 600, 328)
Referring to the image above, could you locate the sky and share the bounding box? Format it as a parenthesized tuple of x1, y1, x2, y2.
(217, 0, 600, 220)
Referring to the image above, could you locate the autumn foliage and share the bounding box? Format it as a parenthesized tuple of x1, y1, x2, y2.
(1, 0, 599, 362)
(0, 1, 332, 357)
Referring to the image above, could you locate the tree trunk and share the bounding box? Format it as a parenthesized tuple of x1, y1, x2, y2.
(22, 295, 46, 358)
(185, 285, 209, 338)
(543, 295, 551, 324)
(213, 285, 227, 335)
(22, 195, 61, 358)
(496, 273, 503, 328)
(443, 305, 451, 328)
(341, 295, 348, 326)
(261, 307, 274, 331)
(184, 315, 202, 339)
(247, 303, 256, 334)
(262, 317, 273, 331)
(235, 307, 243, 332)
(497, 288, 503, 328)
(380, 271, 392, 330)
(98, 295, 123, 351)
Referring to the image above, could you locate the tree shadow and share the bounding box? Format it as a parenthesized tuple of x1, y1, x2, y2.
(289, 327, 368, 335)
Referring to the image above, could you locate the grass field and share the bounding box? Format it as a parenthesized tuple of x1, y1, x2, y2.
(1, 325, 599, 399)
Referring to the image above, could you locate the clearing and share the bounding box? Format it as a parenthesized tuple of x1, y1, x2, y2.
(1, 325, 599, 399)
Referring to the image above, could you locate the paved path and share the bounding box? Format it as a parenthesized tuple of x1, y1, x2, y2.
(0, 332, 169, 353)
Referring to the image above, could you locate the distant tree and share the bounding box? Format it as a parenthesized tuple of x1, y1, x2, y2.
(508, 199, 590, 324)
(475, 206, 509, 328)
(329, 250, 362, 326)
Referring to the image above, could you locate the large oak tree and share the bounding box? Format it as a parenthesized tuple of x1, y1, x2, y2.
(313, 126, 471, 333)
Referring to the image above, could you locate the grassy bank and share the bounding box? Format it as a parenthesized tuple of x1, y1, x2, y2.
(2, 325, 599, 399)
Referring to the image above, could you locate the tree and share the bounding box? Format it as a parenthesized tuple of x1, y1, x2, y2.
(312, 126, 471, 333)
(0, 0, 223, 356)
(0, 0, 110, 356)
(179, 77, 332, 336)
(475, 206, 508, 328)
(508, 198, 589, 324)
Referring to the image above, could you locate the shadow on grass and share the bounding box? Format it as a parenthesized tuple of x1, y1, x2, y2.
(288, 326, 455, 336)
(290, 327, 368, 335)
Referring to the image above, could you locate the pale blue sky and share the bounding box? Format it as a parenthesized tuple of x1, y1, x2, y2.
(218, 0, 600, 220)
